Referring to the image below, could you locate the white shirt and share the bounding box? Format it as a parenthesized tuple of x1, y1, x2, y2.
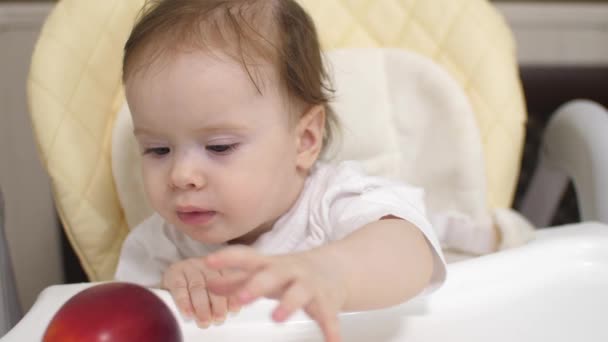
(115, 161, 446, 293)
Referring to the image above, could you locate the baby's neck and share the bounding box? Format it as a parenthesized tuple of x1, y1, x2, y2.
(226, 168, 310, 246)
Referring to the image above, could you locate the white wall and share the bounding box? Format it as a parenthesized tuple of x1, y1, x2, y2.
(0, 2, 61, 312)
(496, 2, 608, 65)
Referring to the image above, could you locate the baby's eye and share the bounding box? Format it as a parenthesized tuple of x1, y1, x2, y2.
(206, 144, 238, 155)
(143, 147, 171, 156)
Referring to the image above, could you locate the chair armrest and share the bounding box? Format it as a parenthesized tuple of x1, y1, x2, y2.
(520, 100, 608, 227)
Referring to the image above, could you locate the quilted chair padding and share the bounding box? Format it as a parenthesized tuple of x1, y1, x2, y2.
(28, 0, 525, 281)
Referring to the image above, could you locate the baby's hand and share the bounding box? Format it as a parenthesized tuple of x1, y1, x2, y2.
(162, 257, 241, 327)
(204, 246, 346, 342)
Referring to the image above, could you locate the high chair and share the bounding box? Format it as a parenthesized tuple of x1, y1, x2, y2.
(6, 0, 608, 341)
(0, 188, 21, 337)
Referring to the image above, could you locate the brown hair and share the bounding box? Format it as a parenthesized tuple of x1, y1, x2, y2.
(123, 0, 339, 152)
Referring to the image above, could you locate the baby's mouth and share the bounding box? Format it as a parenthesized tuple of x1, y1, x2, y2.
(176, 208, 216, 225)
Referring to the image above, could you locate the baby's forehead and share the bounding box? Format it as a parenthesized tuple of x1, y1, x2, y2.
(132, 48, 282, 97)
(126, 48, 292, 116)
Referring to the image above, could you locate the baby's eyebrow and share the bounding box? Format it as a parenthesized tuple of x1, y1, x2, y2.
(132, 124, 249, 137)
(133, 127, 158, 136)
(193, 123, 249, 134)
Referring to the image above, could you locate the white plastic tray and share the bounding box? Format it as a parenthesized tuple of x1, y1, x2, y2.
(3, 222, 608, 341)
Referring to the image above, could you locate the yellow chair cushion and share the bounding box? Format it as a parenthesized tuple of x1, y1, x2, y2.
(28, 0, 525, 281)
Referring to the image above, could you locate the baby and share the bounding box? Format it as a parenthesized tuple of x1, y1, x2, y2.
(115, 0, 446, 341)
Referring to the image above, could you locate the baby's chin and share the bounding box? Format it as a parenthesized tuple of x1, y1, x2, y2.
(164, 212, 266, 246)
(171, 221, 238, 246)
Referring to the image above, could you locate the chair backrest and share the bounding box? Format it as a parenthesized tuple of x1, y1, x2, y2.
(28, 0, 525, 281)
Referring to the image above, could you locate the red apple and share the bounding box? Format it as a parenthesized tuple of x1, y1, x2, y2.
(43, 282, 182, 342)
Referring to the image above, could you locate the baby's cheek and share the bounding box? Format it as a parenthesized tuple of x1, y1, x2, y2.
(226, 183, 268, 219)
(142, 177, 167, 212)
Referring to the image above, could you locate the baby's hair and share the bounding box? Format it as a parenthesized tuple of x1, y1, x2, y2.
(123, 0, 339, 152)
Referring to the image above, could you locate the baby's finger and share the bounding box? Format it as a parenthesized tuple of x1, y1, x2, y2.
(163, 269, 194, 319)
(205, 245, 268, 271)
(205, 271, 228, 324)
(206, 270, 249, 296)
(208, 292, 227, 325)
(237, 267, 290, 305)
(307, 302, 341, 342)
(213, 269, 247, 314)
(182, 265, 212, 327)
(272, 282, 311, 322)
(228, 295, 242, 314)
(320, 315, 341, 342)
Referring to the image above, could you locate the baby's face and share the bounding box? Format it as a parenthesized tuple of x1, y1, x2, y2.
(125, 50, 306, 245)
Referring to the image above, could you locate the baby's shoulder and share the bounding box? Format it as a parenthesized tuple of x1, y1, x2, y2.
(309, 160, 363, 184)
(307, 160, 425, 212)
(309, 160, 401, 192)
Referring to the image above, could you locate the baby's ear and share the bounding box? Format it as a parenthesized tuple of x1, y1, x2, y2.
(295, 105, 325, 171)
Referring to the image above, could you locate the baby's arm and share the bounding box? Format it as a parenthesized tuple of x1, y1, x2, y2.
(204, 217, 435, 342)
(315, 216, 434, 311)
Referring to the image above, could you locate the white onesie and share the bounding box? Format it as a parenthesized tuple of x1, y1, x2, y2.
(115, 161, 447, 293)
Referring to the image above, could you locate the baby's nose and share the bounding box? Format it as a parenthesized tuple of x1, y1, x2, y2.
(170, 158, 206, 190)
